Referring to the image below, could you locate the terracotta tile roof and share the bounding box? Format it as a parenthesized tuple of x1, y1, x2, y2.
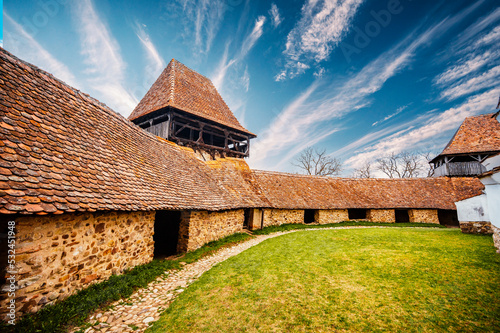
(0, 48, 263, 215)
(432, 113, 500, 161)
(128, 59, 254, 136)
(0, 48, 484, 215)
(252, 171, 484, 210)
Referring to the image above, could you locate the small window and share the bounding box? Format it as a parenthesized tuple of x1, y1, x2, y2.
(395, 209, 410, 223)
(304, 210, 316, 224)
(348, 209, 367, 220)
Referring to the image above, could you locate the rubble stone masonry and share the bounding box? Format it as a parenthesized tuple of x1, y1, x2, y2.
(368, 209, 396, 223)
(409, 209, 440, 224)
(315, 210, 349, 224)
(177, 209, 244, 252)
(262, 209, 304, 227)
(459, 221, 494, 235)
(1, 211, 155, 319)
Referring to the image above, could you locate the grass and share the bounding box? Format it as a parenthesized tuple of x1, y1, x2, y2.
(148, 229, 500, 333)
(252, 221, 446, 235)
(2, 232, 251, 333)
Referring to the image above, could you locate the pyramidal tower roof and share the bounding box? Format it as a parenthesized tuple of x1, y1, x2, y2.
(432, 112, 500, 161)
(129, 59, 254, 136)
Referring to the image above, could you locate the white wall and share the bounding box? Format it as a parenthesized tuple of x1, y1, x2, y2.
(482, 173, 500, 228)
(455, 194, 489, 222)
(482, 154, 500, 171)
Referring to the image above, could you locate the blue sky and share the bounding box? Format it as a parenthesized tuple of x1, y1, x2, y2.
(3, 0, 499, 176)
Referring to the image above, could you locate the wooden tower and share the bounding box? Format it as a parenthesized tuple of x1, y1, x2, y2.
(129, 59, 255, 159)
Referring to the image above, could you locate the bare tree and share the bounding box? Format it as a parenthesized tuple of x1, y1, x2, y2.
(352, 161, 372, 178)
(292, 147, 343, 176)
(376, 151, 425, 178)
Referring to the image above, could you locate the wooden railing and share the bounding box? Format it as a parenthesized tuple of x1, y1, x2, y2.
(433, 161, 486, 176)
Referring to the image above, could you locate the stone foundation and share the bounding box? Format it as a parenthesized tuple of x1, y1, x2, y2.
(315, 210, 349, 224)
(459, 221, 494, 235)
(492, 225, 500, 254)
(262, 209, 304, 227)
(368, 209, 395, 223)
(177, 209, 244, 252)
(0, 211, 155, 320)
(409, 209, 440, 224)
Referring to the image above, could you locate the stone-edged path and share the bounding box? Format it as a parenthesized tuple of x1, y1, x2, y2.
(72, 226, 446, 333)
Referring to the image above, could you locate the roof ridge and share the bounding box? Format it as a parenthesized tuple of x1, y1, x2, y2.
(169, 59, 176, 105)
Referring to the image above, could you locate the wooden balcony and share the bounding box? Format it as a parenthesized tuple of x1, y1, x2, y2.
(433, 161, 486, 177)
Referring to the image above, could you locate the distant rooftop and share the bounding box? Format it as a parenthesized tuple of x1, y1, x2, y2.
(431, 112, 500, 163)
(128, 59, 254, 136)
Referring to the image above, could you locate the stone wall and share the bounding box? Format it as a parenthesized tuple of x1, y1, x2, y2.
(492, 225, 500, 254)
(409, 209, 440, 224)
(1, 211, 155, 319)
(262, 209, 304, 227)
(368, 209, 395, 223)
(459, 221, 494, 235)
(315, 210, 349, 224)
(177, 209, 244, 252)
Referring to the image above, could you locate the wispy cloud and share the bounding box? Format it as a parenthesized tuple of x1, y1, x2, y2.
(440, 65, 500, 101)
(4, 13, 78, 87)
(434, 50, 498, 86)
(372, 104, 409, 126)
(176, 0, 226, 54)
(277, 0, 364, 81)
(251, 12, 473, 169)
(211, 16, 266, 90)
(346, 88, 500, 170)
(269, 3, 282, 28)
(73, 0, 137, 116)
(451, 7, 500, 53)
(241, 66, 250, 92)
(134, 22, 166, 76)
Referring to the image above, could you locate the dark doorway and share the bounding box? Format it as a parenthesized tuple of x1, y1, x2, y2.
(154, 211, 181, 258)
(304, 210, 316, 224)
(348, 209, 367, 220)
(438, 210, 459, 227)
(395, 209, 410, 223)
(243, 209, 250, 229)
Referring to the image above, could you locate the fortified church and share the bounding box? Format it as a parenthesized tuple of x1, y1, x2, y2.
(0, 48, 497, 318)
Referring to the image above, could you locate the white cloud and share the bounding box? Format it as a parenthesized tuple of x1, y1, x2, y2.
(178, 0, 226, 54)
(73, 0, 137, 116)
(240, 16, 266, 59)
(251, 16, 467, 169)
(269, 3, 282, 28)
(211, 16, 265, 90)
(241, 66, 250, 92)
(346, 88, 500, 170)
(440, 65, 500, 101)
(4, 13, 78, 87)
(278, 0, 364, 80)
(372, 104, 409, 126)
(134, 22, 166, 76)
(434, 50, 498, 86)
(452, 7, 500, 53)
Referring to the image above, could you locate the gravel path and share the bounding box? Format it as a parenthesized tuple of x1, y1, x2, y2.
(71, 226, 446, 333)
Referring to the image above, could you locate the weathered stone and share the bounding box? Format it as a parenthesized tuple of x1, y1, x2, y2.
(368, 209, 395, 223)
(95, 223, 105, 233)
(460, 221, 493, 234)
(315, 209, 349, 224)
(409, 209, 440, 224)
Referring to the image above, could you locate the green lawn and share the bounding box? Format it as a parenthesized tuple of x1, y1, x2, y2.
(148, 229, 500, 333)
